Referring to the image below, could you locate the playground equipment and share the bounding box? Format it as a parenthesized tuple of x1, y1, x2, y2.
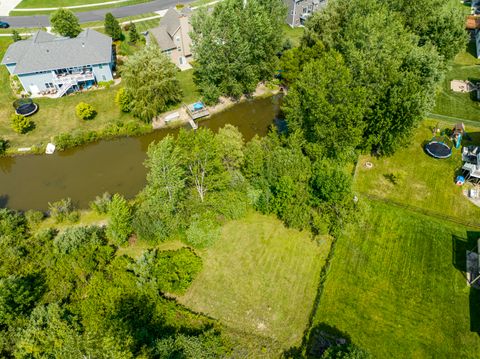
(452, 123, 465, 149)
(425, 138, 452, 159)
(13, 98, 38, 117)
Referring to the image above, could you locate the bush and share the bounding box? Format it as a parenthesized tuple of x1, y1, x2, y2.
(133, 248, 202, 294)
(48, 198, 78, 223)
(89, 192, 112, 214)
(54, 131, 99, 151)
(115, 88, 132, 113)
(24, 210, 44, 228)
(0, 139, 9, 155)
(98, 80, 114, 89)
(75, 102, 97, 120)
(185, 213, 221, 249)
(10, 114, 35, 134)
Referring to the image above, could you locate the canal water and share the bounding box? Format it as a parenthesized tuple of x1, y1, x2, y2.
(0, 96, 282, 210)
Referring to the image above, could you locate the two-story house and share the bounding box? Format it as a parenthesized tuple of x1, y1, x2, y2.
(149, 7, 193, 70)
(285, 0, 327, 27)
(1, 29, 114, 98)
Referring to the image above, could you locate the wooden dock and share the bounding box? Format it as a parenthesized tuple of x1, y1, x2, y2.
(187, 117, 198, 130)
(185, 102, 209, 121)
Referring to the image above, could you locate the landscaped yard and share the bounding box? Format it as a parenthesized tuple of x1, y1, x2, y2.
(0, 36, 200, 152)
(179, 212, 332, 356)
(433, 40, 480, 122)
(354, 119, 480, 224)
(312, 200, 480, 358)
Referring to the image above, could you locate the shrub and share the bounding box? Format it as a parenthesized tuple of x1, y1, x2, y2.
(24, 210, 44, 228)
(54, 131, 99, 151)
(98, 80, 114, 89)
(133, 248, 202, 294)
(0, 139, 9, 155)
(185, 213, 221, 249)
(48, 198, 78, 223)
(89, 192, 112, 214)
(10, 114, 35, 134)
(115, 88, 132, 113)
(75, 102, 97, 120)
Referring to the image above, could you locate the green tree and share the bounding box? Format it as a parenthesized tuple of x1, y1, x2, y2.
(177, 128, 228, 203)
(217, 124, 245, 171)
(10, 114, 34, 134)
(128, 21, 140, 43)
(11, 30, 21, 42)
(50, 8, 82, 38)
(387, 0, 467, 61)
(106, 194, 133, 246)
(282, 51, 367, 160)
(191, 0, 286, 101)
(305, 0, 443, 155)
(104, 12, 122, 41)
(75, 102, 97, 120)
(121, 46, 182, 121)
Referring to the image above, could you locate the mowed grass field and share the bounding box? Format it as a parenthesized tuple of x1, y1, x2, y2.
(179, 213, 332, 355)
(354, 119, 480, 224)
(313, 200, 480, 358)
(433, 40, 480, 122)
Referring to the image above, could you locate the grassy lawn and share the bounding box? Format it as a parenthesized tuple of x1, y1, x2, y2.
(80, 12, 159, 30)
(354, 119, 480, 224)
(176, 69, 200, 104)
(179, 212, 332, 356)
(283, 24, 304, 48)
(433, 40, 480, 122)
(312, 200, 480, 358)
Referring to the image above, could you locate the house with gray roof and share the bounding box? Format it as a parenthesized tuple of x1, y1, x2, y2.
(285, 0, 327, 27)
(149, 7, 193, 70)
(1, 29, 114, 98)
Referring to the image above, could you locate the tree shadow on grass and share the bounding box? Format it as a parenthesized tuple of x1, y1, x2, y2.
(283, 323, 352, 358)
(452, 232, 480, 336)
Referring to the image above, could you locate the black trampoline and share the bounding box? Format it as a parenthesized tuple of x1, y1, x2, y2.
(13, 98, 38, 117)
(425, 141, 452, 159)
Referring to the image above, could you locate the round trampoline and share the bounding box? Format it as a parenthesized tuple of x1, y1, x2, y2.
(13, 98, 38, 117)
(425, 141, 452, 159)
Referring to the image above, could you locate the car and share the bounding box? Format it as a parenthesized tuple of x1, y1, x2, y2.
(0, 21, 9, 29)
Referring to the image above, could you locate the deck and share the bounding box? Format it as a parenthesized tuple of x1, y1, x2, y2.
(185, 102, 210, 120)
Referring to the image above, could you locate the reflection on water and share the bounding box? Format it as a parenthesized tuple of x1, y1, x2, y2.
(0, 96, 281, 210)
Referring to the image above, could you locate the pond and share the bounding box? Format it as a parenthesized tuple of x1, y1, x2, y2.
(0, 95, 282, 211)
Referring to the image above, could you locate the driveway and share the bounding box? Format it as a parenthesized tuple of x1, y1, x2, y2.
(0, 0, 192, 27)
(0, 0, 22, 17)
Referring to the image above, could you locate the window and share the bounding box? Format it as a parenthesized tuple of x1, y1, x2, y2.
(102, 75, 106, 81)
(99, 64, 103, 69)
(178, 47, 181, 52)
(179, 57, 184, 65)
(45, 82, 54, 89)
(303, 7, 308, 13)
(176, 36, 180, 42)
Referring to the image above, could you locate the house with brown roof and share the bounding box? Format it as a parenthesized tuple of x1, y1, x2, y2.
(149, 7, 193, 70)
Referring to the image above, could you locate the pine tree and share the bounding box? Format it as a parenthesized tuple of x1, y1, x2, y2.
(128, 22, 140, 44)
(104, 13, 122, 41)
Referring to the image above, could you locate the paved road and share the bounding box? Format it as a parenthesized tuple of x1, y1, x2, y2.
(0, 0, 191, 28)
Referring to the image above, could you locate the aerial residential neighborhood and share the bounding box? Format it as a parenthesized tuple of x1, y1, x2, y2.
(0, 0, 479, 358)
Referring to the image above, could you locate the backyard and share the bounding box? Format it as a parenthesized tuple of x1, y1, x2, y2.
(433, 39, 480, 122)
(354, 119, 480, 224)
(179, 213, 332, 356)
(312, 200, 480, 358)
(0, 36, 200, 152)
